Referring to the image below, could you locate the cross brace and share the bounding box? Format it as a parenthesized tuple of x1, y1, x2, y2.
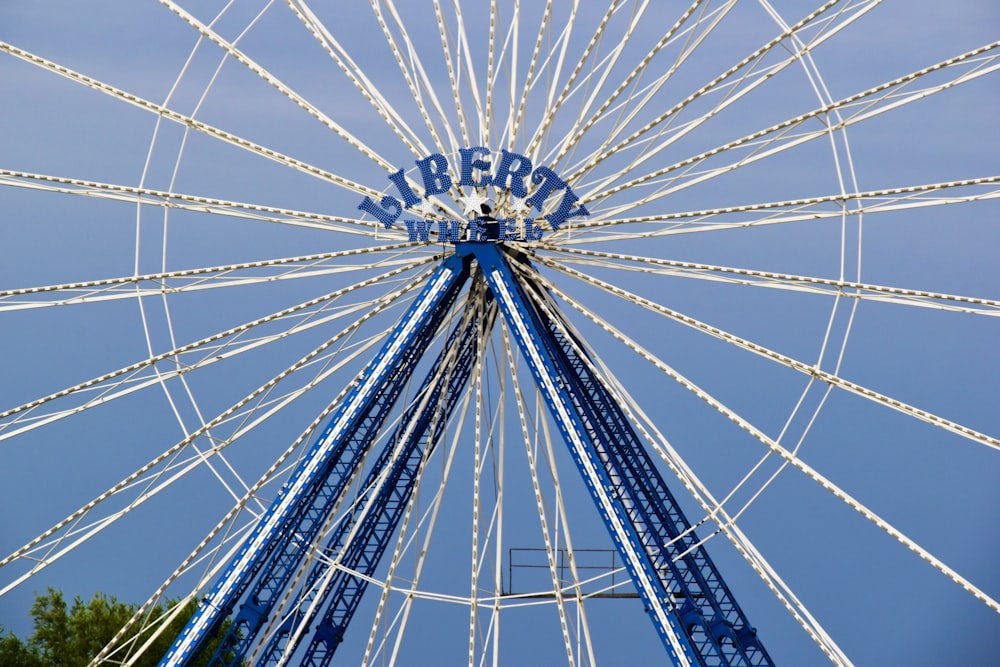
(161, 244, 770, 667)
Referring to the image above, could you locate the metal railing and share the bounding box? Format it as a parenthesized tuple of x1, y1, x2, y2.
(504, 548, 638, 599)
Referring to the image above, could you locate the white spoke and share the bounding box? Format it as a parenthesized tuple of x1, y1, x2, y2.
(286, 0, 433, 159)
(0, 258, 437, 436)
(536, 257, 1000, 454)
(0, 41, 387, 200)
(452, 0, 487, 145)
(541, 246, 1000, 316)
(160, 0, 393, 174)
(545, 0, 728, 170)
(2, 327, 385, 599)
(523, 1, 627, 160)
(501, 0, 552, 152)
(504, 321, 589, 667)
(468, 318, 485, 665)
(521, 273, 850, 664)
(1, 268, 436, 589)
(556, 176, 1000, 237)
(432, 0, 472, 150)
(0, 243, 430, 310)
(250, 292, 475, 667)
(483, 0, 498, 148)
(0, 169, 403, 235)
(380, 336, 488, 665)
(372, 0, 461, 160)
(574, 42, 1000, 211)
(561, 0, 855, 186)
(530, 262, 1000, 617)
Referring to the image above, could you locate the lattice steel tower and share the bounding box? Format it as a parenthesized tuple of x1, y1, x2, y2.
(161, 240, 772, 667)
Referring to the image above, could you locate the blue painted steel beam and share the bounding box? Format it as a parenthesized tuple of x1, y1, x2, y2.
(258, 286, 495, 665)
(517, 279, 773, 667)
(162, 241, 772, 667)
(460, 242, 699, 666)
(464, 242, 772, 667)
(203, 270, 469, 667)
(159, 255, 470, 667)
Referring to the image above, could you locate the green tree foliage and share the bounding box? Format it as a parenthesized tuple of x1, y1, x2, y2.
(0, 588, 237, 666)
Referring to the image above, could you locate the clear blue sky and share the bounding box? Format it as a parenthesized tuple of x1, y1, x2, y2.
(1, 2, 998, 665)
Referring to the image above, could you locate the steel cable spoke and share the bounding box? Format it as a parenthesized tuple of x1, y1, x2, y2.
(532, 261, 1000, 618)
(515, 264, 850, 664)
(574, 43, 1000, 214)
(556, 177, 1000, 237)
(537, 257, 1000, 454)
(0, 41, 390, 201)
(0, 168, 402, 236)
(1, 266, 437, 570)
(539, 246, 1000, 316)
(0, 257, 438, 437)
(0, 243, 431, 310)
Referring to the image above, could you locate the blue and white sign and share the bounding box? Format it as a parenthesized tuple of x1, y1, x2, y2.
(358, 148, 589, 242)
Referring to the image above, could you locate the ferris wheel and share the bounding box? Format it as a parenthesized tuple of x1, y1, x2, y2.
(1, 1, 998, 665)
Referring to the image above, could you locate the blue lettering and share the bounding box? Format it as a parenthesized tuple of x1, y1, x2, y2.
(458, 147, 492, 187)
(415, 153, 453, 196)
(388, 169, 422, 208)
(493, 150, 532, 198)
(524, 217, 543, 241)
(358, 195, 402, 229)
(468, 218, 486, 241)
(501, 218, 519, 241)
(437, 219, 462, 242)
(525, 166, 567, 211)
(545, 188, 589, 231)
(359, 148, 589, 241)
(404, 219, 431, 241)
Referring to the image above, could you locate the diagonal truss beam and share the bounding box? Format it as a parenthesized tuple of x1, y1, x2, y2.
(159, 254, 469, 666)
(161, 244, 771, 667)
(470, 243, 772, 667)
(276, 285, 497, 667)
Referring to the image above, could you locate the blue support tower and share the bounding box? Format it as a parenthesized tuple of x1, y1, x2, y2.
(257, 282, 496, 665)
(465, 242, 772, 667)
(160, 255, 469, 667)
(161, 243, 771, 667)
(511, 262, 772, 666)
